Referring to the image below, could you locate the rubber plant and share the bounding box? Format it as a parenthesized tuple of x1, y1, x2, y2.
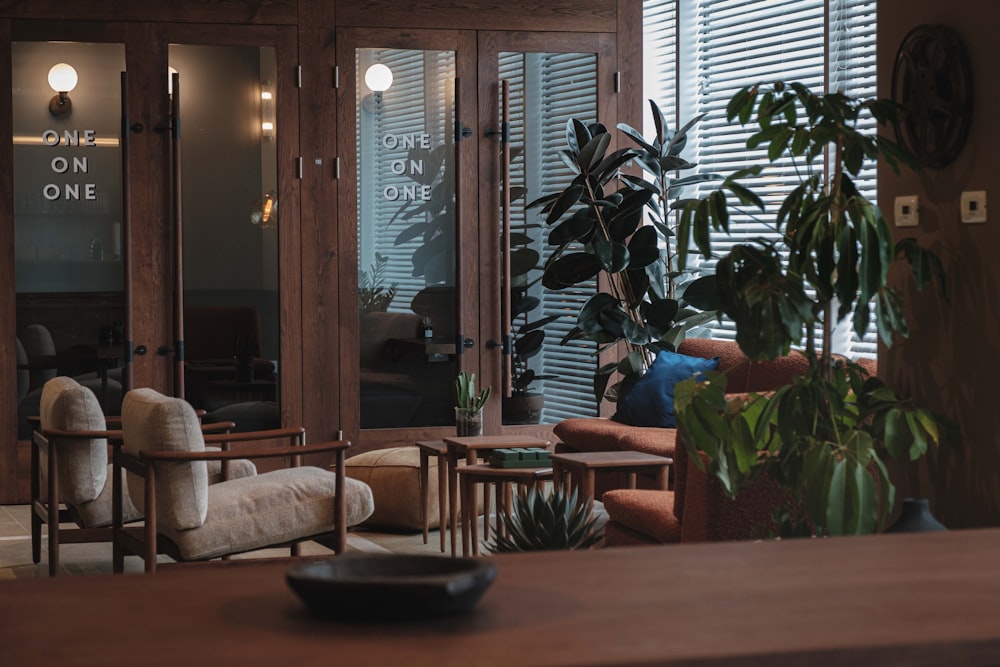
(673, 81, 951, 536)
(527, 101, 732, 402)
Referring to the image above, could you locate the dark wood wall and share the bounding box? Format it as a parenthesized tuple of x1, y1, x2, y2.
(0, 0, 641, 501)
(879, 0, 1000, 527)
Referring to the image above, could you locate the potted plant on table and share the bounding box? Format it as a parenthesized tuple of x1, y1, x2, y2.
(673, 81, 952, 536)
(455, 371, 492, 437)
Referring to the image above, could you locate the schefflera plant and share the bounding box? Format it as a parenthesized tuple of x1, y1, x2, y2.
(528, 101, 750, 402)
(673, 81, 952, 537)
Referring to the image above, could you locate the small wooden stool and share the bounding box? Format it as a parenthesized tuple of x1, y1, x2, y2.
(458, 463, 553, 556)
(415, 440, 449, 552)
(551, 451, 673, 503)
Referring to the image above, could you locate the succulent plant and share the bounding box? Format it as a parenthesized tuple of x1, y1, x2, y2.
(485, 485, 603, 553)
(455, 371, 491, 412)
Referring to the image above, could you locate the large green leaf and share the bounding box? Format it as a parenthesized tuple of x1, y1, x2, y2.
(593, 238, 629, 273)
(542, 252, 601, 289)
(627, 226, 661, 268)
(679, 275, 719, 310)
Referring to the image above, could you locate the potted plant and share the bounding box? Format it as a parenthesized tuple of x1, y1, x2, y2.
(455, 370, 491, 437)
(527, 101, 723, 403)
(502, 216, 561, 424)
(358, 252, 398, 313)
(673, 81, 951, 536)
(485, 485, 603, 553)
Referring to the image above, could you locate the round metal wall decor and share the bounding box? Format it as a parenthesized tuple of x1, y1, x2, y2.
(891, 24, 973, 169)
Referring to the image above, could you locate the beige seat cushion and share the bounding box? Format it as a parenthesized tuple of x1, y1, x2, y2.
(163, 467, 374, 561)
(122, 388, 209, 531)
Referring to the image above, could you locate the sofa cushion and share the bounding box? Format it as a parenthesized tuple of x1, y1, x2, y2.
(678, 338, 750, 392)
(602, 489, 680, 543)
(122, 388, 209, 531)
(554, 418, 676, 458)
(612, 350, 719, 428)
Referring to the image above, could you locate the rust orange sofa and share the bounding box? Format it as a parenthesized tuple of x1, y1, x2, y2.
(553, 338, 815, 497)
(552, 337, 877, 545)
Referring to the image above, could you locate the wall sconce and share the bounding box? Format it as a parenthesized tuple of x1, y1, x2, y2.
(261, 81, 275, 140)
(362, 64, 393, 115)
(250, 191, 277, 229)
(365, 64, 393, 92)
(47, 63, 78, 116)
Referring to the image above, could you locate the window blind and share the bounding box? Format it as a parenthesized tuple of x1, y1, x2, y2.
(643, 0, 878, 359)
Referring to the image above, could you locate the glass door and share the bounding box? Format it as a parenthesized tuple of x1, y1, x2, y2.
(168, 41, 285, 427)
(11, 40, 127, 441)
(479, 33, 617, 428)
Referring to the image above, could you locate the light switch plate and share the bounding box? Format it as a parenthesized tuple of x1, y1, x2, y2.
(961, 190, 987, 223)
(894, 195, 919, 227)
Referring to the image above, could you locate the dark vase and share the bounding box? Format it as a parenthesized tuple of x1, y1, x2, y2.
(885, 498, 946, 533)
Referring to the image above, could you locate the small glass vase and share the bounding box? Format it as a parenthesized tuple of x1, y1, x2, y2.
(455, 407, 484, 437)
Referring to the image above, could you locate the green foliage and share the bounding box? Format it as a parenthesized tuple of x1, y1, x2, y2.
(358, 253, 398, 313)
(485, 485, 603, 552)
(674, 81, 952, 536)
(527, 101, 724, 403)
(455, 371, 491, 411)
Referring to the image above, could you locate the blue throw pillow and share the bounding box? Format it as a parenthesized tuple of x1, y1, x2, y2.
(611, 349, 720, 428)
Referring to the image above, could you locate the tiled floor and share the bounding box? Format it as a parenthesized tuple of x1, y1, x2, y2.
(0, 503, 446, 578)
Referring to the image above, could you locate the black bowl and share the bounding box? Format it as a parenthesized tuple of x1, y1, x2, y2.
(286, 553, 497, 622)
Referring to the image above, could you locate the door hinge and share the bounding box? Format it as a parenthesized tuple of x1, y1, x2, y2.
(296, 65, 303, 88)
(297, 157, 304, 179)
(614, 71, 621, 93)
(334, 65, 340, 89)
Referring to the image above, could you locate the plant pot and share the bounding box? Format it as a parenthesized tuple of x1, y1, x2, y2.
(455, 407, 484, 437)
(885, 498, 946, 533)
(502, 393, 544, 425)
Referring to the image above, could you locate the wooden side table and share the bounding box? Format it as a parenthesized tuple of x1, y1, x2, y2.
(442, 435, 550, 556)
(551, 451, 673, 503)
(458, 463, 553, 556)
(414, 440, 449, 552)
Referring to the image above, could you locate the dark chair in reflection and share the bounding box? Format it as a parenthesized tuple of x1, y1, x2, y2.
(184, 305, 280, 431)
(16, 324, 124, 440)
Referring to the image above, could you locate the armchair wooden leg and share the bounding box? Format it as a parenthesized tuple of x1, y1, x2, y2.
(47, 447, 59, 576)
(144, 467, 157, 574)
(30, 442, 41, 565)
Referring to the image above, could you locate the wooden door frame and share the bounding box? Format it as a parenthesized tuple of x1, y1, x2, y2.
(335, 27, 478, 453)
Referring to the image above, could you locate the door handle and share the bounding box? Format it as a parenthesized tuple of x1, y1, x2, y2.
(134, 345, 147, 356)
(156, 345, 173, 356)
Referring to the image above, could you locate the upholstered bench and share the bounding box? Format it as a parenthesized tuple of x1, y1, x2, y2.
(345, 446, 442, 533)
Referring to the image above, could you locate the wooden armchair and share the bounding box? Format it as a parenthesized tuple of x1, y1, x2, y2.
(114, 388, 374, 573)
(31, 376, 256, 575)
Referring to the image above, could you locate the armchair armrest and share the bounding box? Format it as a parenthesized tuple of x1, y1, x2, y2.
(35, 428, 124, 444)
(135, 439, 350, 462)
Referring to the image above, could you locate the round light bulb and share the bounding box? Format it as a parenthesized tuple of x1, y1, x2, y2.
(364, 63, 393, 92)
(47, 63, 78, 93)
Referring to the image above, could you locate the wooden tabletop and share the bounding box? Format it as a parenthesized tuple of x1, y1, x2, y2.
(443, 435, 550, 451)
(4, 529, 1000, 666)
(551, 450, 673, 467)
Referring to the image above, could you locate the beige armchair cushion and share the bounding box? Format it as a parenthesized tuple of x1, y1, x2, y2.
(163, 467, 374, 561)
(39, 376, 107, 505)
(123, 388, 209, 531)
